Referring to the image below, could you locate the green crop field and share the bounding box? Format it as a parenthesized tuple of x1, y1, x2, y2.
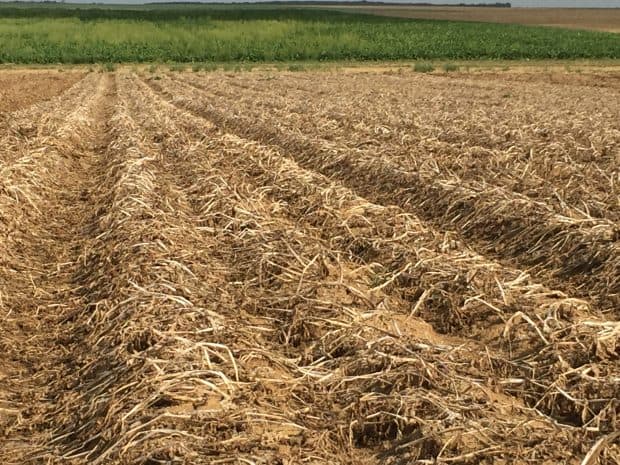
(0, 3, 619, 64)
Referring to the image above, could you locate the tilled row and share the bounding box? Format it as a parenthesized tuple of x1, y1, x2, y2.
(0, 73, 96, 164)
(179, 71, 619, 220)
(119, 73, 617, 463)
(124, 73, 565, 464)
(0, 68, 86, 114)
(148, 74, 619, 315)
(0, 70, 617, 465)
(177, 71, 619, 231)
(16, 72, 351, 464)
(221, 70, 620, 165)
(0, 72, 109, 462)
(0, 71, 86, 115)
(181, 73, 618, 241)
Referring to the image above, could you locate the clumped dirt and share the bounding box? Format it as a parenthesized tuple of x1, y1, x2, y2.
(0, 68, 618, 465)
(0, 69, 85, 113)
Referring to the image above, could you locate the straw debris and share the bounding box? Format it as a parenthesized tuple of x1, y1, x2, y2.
(0, 68, 617, 465)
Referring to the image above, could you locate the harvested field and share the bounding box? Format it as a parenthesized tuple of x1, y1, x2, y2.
(327, 6, 620, 33)
(0, 67, 618, 465)
(0, 69, 85, 113)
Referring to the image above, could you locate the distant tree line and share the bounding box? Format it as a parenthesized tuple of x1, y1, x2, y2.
(5, 1, 512, 7)
(146, 1, 512, 6)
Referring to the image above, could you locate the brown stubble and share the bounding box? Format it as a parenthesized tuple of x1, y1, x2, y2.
(0, 67, 617, 465)
(0, 69, 86, 114)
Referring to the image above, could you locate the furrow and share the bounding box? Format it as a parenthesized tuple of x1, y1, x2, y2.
(128, 73, 619, 461)
(147, 74, 620, 315)
(178, 72, 619, 222)
(0, 72, 111, 462)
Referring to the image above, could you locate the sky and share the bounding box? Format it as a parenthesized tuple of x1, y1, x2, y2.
(3, 0, 620, 6)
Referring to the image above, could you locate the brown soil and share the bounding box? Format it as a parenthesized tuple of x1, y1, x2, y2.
(321, 6, 620, 33)
(0, 67, 618, 465)
(340, 65, 620, 89)
(0, 69, 85, 113)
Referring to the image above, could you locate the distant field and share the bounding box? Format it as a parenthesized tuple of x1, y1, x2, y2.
(327, 6, 620, 33)
(0, 5, 619, 63)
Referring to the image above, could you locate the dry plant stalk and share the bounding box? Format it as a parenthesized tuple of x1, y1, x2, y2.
(0, 68, 617, 465)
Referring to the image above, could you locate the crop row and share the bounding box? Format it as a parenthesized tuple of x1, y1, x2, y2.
(149, 73, 619, 314)
(0, 7, 619, 63)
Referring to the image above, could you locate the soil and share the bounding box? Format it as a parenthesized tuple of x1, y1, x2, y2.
(0, 66, 617, 465)
(0, 69, 85, 113)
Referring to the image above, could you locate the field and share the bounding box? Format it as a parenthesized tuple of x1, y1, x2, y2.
(0, 5, 620, 63)
(0, 69, 84, 112)
(327, 5, 620, 33)
(0, 65, 618, 464)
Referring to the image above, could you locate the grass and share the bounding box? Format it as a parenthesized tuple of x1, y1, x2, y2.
(414, 62, 435, 73)
(0, 4, 618, 64)
(102, 62, 116, 72)
(287, 64, 306, 72)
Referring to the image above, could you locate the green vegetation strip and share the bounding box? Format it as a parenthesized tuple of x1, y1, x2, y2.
(0, 4, 618, 63)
